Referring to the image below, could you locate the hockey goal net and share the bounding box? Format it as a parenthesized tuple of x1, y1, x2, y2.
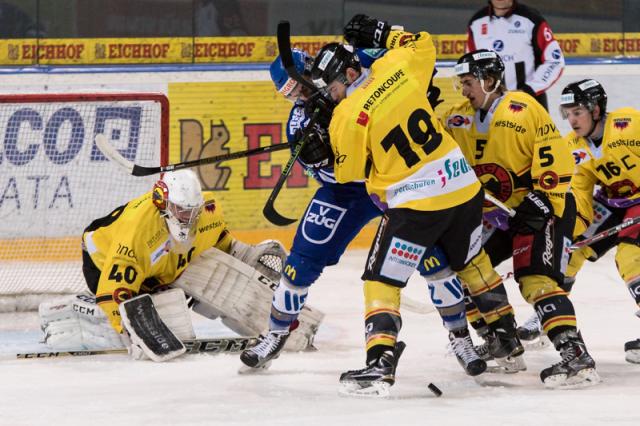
(0, 93, 168, 312)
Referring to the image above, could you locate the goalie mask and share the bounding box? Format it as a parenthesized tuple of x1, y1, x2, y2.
(270, 48, 313, 102)
(153, 169, 204, 244)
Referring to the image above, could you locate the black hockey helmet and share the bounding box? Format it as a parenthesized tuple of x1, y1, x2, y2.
(560, 79, 607, 115)
(311, 42, 361, 89)
(454, 49, 505, 83)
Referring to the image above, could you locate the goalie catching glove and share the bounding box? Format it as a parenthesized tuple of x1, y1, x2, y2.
(510, 191, 554, 234)
(343, 14, 391, 48)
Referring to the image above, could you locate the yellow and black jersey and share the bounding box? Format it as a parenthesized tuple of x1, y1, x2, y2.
(82, 191, 233, 332)
(442, 91, 574, 217)
(329, 30, 480, 211)
(566, 107, 640, 226)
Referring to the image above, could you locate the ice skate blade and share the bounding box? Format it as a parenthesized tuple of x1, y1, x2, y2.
(521, 335, 552, 351)
(543, 368, 601, 389)
(238, 360, 272, 375)
(625, 349, 640, 364)
(338, 381, 391, 398)
(485, 354, 527, 374)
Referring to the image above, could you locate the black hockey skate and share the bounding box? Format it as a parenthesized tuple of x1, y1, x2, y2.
(624, 338, 640, 364)
(540, 330, 600, 389)
(482, 315, 526, 373)
(516, 312, 542, 341)
(448, 330, 487, 376)
(339, 341, 406, 398)
(239, 330, 289, 370)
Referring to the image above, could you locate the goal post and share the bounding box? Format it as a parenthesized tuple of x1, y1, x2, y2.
(0, 92, 168, 311)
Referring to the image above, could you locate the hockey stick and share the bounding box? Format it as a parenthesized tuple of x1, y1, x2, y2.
(569, 215, 640, 251)
(262, 135, 309, 226)
(484, 192, 516, 217)
(13, 336, 257, 359)
(277, 21, 319, 94)
(95, 134, 291, 177)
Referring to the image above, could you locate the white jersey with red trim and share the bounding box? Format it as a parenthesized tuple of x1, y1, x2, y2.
(466, 1, 564, 95)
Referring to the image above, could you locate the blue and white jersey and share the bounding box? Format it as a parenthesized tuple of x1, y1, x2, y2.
(285, 48, 388, 186)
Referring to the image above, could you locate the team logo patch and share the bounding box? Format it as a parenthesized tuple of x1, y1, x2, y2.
(473, 163, 513, 205)
(572, 149, 590, 165)
(301, 200, 347, 244)
(357, 111, 369, 126)
(492, 40, 504, 52)
(204, 200, 216, 213)
(380, 237, 426, 282)
(552, 49, 562, 60)
(539, 170, 559, 190)
(481, 23, 488, 35)
(613, 118, 631, 130)
(508, 101, 527, 113)
(113, 287, 135, 304)
(446, 114, 473, 129)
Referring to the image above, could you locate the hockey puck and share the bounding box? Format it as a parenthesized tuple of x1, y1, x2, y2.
(427, 382, 442, 397)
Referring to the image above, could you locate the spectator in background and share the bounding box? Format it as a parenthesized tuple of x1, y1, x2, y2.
(466, 0, 564, 110)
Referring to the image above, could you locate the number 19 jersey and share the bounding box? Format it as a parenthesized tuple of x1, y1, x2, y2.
(329, 30, 480, 211)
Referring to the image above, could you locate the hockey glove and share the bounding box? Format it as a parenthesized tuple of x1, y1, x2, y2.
(305, 92, 335, 128)
(510, 191, 554, 234)
(295, 127, 334, 169)
(343, 14, 391, 48)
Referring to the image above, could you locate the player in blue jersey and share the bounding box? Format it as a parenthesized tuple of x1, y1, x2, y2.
(240, 48, 485, 378)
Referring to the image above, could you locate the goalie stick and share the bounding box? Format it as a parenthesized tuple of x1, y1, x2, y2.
(95, 133, 291, 177)
(13, 336, 257, 359)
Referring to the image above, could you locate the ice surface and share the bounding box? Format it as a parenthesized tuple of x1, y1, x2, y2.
(1, 250, 638, 425)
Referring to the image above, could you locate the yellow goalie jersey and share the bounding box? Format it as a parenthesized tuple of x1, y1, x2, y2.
(442, 91, 574, 217)
(329, 30, 480, 211)
(82, 191, 233, 332)
(566, 107, 640, 225)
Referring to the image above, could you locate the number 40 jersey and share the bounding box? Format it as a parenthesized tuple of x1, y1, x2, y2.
(328, 30, 480, 212)
(82, 191, 232, 332)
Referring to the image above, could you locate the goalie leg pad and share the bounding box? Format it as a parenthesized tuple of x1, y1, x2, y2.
(119, 294, 186, 362)
(39, 294, 124, 350)
(270, 278, 310, 331)
(173, 247, 324, 352)
(150, 288, 196, 340)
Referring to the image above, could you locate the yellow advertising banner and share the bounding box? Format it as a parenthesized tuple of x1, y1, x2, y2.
(0, 36, 341, 65)
(2, 33, 640, 65)
(167, 81, 382, 247)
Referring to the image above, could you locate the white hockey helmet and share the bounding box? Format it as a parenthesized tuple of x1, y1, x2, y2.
(152, 169, 204, 243)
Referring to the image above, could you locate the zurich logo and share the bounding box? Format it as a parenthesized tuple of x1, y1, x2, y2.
(552, 49, 561, 59)
(301, 200, 347, 244)
(514, 21, 521, 28)
(492, 40, 504, 52)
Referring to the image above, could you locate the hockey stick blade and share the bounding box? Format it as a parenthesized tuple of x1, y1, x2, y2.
(277, 21, 318, 94)
(262, 139, 305, 226)
(96, 133, 291, 177)
(13, 336, 258, 359)
(570, 215, 640, 251)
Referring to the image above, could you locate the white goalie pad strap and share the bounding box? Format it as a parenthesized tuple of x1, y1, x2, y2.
(39, 294, 124, 351)
(150, 288, 196, 340)
(173, 247, 324, 352)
